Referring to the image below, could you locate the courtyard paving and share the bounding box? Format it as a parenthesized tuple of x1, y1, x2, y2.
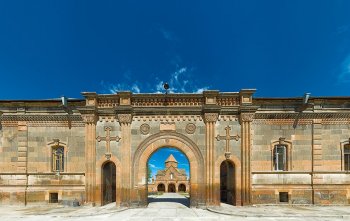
(0, 193, 350, 220)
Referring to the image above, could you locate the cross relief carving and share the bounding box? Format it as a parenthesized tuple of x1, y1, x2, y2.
(216, 126, 240, 159)
(96, 126, 121, 159)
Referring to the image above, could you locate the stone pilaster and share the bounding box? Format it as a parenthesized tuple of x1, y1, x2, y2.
(312, 119, 322, 203)
(204, 112, 218, 205)
(82, 113, 98, 205)
(17, 120, 28, 205)
(118, 113, 132, 207)
(312, 119, 323, 171)
(240, 113, 254, 205)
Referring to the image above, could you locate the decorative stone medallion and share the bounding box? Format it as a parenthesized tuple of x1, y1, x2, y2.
(185, 123, 196, 134)
(140, 123, 150, 135)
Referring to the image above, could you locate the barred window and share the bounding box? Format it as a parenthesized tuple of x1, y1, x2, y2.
(274, 145, 287, 171)
(52, 146, 64, 172)
(344, 144, 350, 171)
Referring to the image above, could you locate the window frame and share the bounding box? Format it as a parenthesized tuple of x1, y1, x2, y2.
(274, 144, 287, 171)
(47, 139, 68, 173)
(271, 138, 292, 171)
(341, 140, 350, 171)
(52, 146, 65, 172)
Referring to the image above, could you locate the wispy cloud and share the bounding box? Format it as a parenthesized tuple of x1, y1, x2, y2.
(152, 67, 210, 93)
(102, 66, 210, 94)
(338, 55, 350, 83)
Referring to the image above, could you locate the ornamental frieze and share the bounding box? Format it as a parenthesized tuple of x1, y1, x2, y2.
(240, 113, 254, 122)
(203, 113, 219, 123)
(140, 123, 150, 135)
(117, 114, 133, 124)
(185, 123, 196, 134)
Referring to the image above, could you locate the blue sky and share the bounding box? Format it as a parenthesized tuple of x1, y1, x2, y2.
(1, 1, 350, 99)
(148, 147, 190, 179)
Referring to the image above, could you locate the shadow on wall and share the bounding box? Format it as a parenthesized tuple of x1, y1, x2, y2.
(148, 196, 190, 207)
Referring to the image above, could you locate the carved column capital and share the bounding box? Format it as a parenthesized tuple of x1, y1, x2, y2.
(203, 113, 219, 123)
(239, 113, 254, 123)
(81, 114, 98, 124)
(117, 114, 133, 125)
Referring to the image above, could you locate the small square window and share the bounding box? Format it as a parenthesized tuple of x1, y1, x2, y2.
(279, 192, 289, 203)
(49, 193, 58, 203)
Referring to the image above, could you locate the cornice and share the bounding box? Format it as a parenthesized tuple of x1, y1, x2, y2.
(254, 112, 350, 119)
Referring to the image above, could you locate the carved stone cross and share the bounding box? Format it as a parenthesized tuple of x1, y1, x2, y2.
(216, 126, 240, 159)
(96, 126, 121, 159)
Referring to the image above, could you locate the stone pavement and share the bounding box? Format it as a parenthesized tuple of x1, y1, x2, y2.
(0, 193, 350, 220)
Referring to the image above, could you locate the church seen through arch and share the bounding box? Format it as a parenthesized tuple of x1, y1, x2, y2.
(148, 154, 189, 193)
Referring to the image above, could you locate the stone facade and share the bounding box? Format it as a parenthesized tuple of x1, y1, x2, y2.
(0, 90, 349, 207)
(148, 154, 189, 193)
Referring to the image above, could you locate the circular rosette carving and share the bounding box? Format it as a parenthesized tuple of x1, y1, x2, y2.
(185, 123, 196, 134)
(140, 123, 150, 135)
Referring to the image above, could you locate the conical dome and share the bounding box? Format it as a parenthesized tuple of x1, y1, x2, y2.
(165, 154, 177, 163)
(165, 154, 178, 168)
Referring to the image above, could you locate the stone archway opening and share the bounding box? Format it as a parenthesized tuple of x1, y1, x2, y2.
(168, 183, 176, 193)
(220, 160, 235, 205)
(178, 183, 186, 192)
(146, 146, 191, 207)
(157, 183, 165, 192)
(133, 132, 205, 207)
(102, 161, 116, 205)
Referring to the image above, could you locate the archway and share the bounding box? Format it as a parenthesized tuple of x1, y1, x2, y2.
(168, 183, 176, 193)
(102, 161, 116, 205)
(133, 132, 205, 207)
(178, 184, 186, 192)
(220, 160, 235, 205)
(157, 183, 165, 192)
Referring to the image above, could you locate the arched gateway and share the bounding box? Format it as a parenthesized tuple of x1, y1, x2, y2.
(133, 132, 205, 207)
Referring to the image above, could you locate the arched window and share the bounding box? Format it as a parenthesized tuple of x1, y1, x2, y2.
(52, 146, 64, 172)
(274, 145, 287, 171)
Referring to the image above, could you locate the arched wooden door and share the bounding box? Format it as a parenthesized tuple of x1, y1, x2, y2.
(220, 160, 235, 205)
(102, 161, 116, 205)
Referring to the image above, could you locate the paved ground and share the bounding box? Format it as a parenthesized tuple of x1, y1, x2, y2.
(1, 193, 350, 220)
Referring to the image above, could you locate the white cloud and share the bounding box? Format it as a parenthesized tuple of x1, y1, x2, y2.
(108, 83, 141, 94)
(152, 67, 210, 94)
(103, 67, 210, 94)
(148, 163, 155, 168)
(338, 55, 350, 83)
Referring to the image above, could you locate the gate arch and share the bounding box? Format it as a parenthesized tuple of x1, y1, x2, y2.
(132, 131, 205, 207)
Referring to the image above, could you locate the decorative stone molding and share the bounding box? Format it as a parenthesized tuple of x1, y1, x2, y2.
(133, 97, 203, 107)
(140, 123, 150, 135)
(47, 139, 67, 147)
(117, 114, 132, 124)
(203, 113, 219, 123)
(185, 123, 196, 134)
(252, 119, 313, 125)
(217, 97, 239, 106)
(160, 122, 176, 131)
(254, 112, 350, 120)
(240, 113, 254, 123)
(1, 115, 83, 122)
(133, 115, 203, 122)
(98, 116, 117, 122)
(218, 115, 237, 121)
(81, 114, 98, 124)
